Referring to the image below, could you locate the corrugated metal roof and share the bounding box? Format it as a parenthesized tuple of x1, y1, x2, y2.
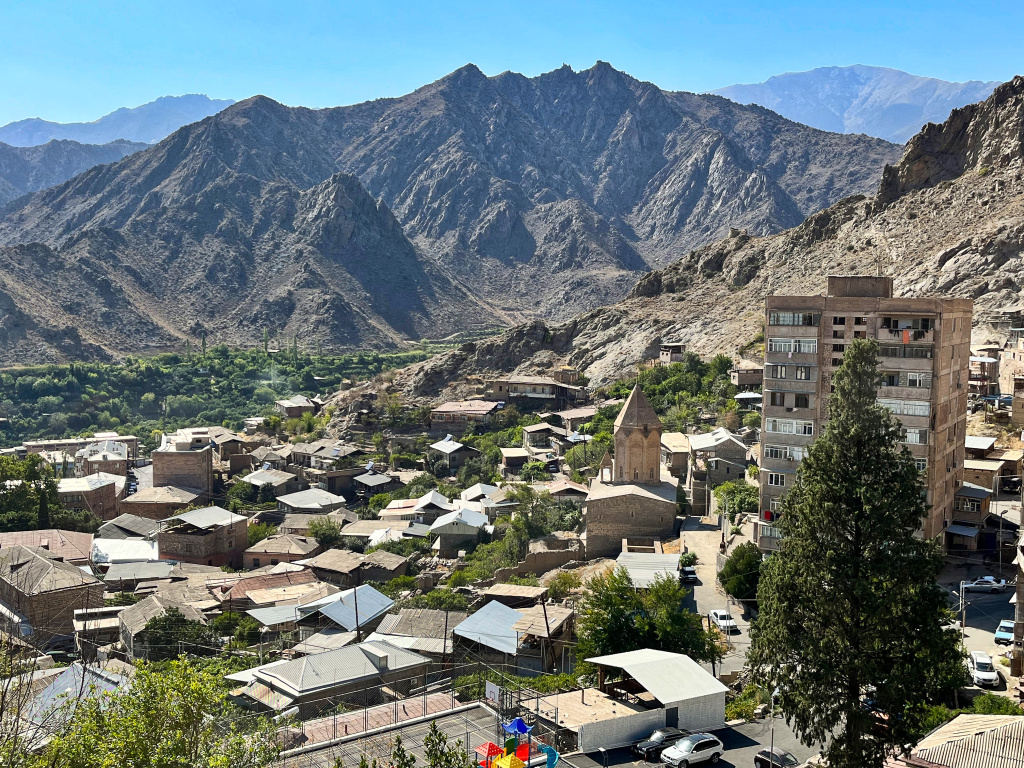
(914, 714, 1024, 767)
(319, 584, 394, 631)
(25, 661, 129, 727)
(511, 605, 574, 637)
(375, 608, 468, 639)
(278, 488, 344, 509)
(290, 629, 358, 656)
(364, 632, 450, 655)
(104, 560, 174, 582)
(252, 640, 429, 697)
(90, 538, 159, 564)
(430, 509, 489, 532)
(247, 604, 302, 627)
(586, 649, 729, 704)
(616, 552, 681, 588)
(453, 601, 523, 655)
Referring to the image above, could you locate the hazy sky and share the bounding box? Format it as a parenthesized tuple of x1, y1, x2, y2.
(2, 0, 1021, 125)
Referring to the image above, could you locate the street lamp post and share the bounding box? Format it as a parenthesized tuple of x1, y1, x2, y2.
(769, 687, 781, 758)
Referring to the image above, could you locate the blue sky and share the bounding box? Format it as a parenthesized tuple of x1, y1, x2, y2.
(1, 0, 1021, 125)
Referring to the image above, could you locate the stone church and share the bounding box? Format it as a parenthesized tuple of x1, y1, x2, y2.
(581, 385, 679, 558)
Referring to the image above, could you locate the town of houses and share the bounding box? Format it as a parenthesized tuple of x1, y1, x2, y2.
(4, 274, 1024, 767)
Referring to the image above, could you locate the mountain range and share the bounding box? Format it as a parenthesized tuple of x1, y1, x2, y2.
(358, 73, 1024, 406)
(0, 62, 901, 364)
(0, 94, 235, 147)
(0, 139, 148, 208)
(713, 65, 1001, 144)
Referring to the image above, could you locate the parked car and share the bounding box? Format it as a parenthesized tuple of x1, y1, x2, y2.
(633, 728, 686, 760)
(754, 747, 800, 767)
(662, 734, 724, 767)
(995, 619, 1015, 645)
(710, 609, 738, 633)
(681, 566, 698, 583)
(962, 576, 1007, 593)
(967, 651, 1000, 687)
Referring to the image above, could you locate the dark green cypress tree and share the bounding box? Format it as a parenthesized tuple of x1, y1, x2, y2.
(37, 483, 50, 530)
(749, 339, 966, 768)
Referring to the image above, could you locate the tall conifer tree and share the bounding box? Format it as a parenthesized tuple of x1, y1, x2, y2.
(749, 339, 965, 768)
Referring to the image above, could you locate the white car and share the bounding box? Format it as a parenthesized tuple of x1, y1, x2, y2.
(661, 734, 724, 767)
(967, 651, 1000, 687)
(710, 609, 738, 634)
(962, 576, 1007, 593)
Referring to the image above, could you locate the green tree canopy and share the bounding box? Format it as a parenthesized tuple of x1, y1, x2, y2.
(717, 541, 762, 600)
(576, 567, 718, 663)
(38, 657, 278, 768)
(748, 339, 966, 768)
(713, 480, 758, 519)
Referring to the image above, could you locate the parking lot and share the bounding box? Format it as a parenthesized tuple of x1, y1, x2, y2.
(566, 718, 819, 768)
(943, 567, 1017, 695)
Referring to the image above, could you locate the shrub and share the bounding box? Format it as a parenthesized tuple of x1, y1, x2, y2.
(678, 551, 698, 567)
(547, 571, 582, 601)
(718, 541, 762, 600)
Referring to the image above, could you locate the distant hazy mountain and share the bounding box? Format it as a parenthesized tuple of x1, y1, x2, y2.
(713, 65, 1000, 143)
(0, 138, 148, 207)
(0, 94, 235, 146)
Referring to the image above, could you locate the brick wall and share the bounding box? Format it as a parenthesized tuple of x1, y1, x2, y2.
(153, 447, 213, 494)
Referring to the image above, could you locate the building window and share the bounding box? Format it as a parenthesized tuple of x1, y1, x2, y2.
(833, 316, 846, 325)
(955, 498, 981, 514)
(252, 558, 260, 568)
(903, 400, 930, 416)
(795, 366, 812, 381)
(854, 317, 867, 325)
(765, 419, 795, 434)
(764, 445, 789, 460)
(769, 498, 783, 511)
(915, 458, 928, 472)
(760, 524, 781, 539)
(768, 365, 787, 379)
(832, 344, 845, 353)
(795, 421, 814, 436)
(878, 398, 902, 414)
(907, 346, 933, 359)
(769, 312, 816, 326)
(907, 372, 929, 388)
(770, 392, 785, 407)
(903, 428, 929, 445)
(883, 373, 900, 387)
(795, 394, 809, 409)
(832, 330, 845, 339)
(768, 473, 786, 487)
(794, 339, 817, 354)
(768, 338, 793, 353)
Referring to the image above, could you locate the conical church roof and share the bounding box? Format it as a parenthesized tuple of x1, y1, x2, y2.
(614, 385, 662, 432)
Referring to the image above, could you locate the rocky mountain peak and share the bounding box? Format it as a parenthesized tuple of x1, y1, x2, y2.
(878, 75, 1024, 205)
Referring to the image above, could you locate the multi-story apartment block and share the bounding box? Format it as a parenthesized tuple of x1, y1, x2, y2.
(757, 276, 972, 552)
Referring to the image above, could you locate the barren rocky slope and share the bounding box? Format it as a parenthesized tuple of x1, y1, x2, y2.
(0, 138, 147, 207)
(340, 75, 1024, 408)
(0, 63, 900, 363)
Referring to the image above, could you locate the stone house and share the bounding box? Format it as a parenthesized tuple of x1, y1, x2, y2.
(157, 506, 248, 569)
(152, 428, 214, 497)
(117, 485, 203, 521)
(275, 395, 317, 419)
(243, 534, 323, 570)
(57, 473, 125, 521)
(74, 441, 129, 477)
(429, 400, 500, 434)
(241, 468, 304, 497)
(277, 488, 347, 515)
(0, 546, 104, 648)
(430, 509, 488, 557)
(119, 594, 208, 660)
(304, 548, 409, 587)
(427, 436, 480, 473)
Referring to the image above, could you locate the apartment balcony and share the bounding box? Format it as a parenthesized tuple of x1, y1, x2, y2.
(877, 327, 934, 344)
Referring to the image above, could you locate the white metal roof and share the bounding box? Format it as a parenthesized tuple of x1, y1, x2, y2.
(615, 552, 680, 588)
(166, 506, 246, 529)
(585, 649, 729, 704)
(965, 435, 998, 451)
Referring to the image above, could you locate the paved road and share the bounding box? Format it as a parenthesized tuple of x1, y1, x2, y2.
(679, 513, 755, 678)
(567, 718, 819, 768)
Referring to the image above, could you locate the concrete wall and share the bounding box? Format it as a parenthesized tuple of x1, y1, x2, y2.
(578, 708, 665, 752)
(669, 692, 727, 733)
(118, 497, 193, 521)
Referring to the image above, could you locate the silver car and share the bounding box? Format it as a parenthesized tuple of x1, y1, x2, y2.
(661, 733, 724, 766)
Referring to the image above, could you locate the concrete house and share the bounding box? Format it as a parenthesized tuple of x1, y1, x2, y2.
(0, 546, 104, 648)
(430, 509, 488, 557)
(684, 428, 749, 517)
(275, 395, 317, 419)
(428, 436, 480, 473)
(157, 506, 248, 568)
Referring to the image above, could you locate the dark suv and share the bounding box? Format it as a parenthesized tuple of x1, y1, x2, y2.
(633, 728, 686, 760)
